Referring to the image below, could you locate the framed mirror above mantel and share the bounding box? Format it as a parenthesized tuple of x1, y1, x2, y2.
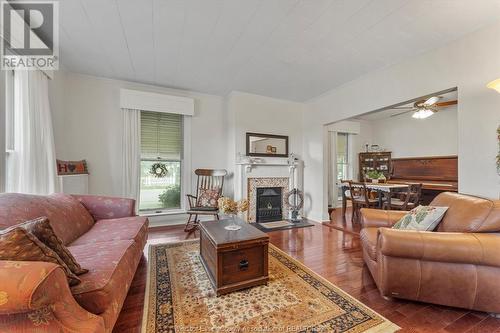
(246, 132, 289, 158)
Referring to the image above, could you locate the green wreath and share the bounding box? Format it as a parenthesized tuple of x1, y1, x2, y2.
(150, 163, 168, 178)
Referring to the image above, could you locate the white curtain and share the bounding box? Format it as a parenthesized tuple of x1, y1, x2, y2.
(6, 70, 57, 194)
(122, 109, 141, 207)
(328, 131, 338, 207)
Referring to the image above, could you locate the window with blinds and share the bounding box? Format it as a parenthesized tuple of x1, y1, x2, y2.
(140, 111, 183, 160)
(139, 111, 183, 212)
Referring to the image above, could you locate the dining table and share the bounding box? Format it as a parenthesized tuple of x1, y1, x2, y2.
(340, 182, 410, 217)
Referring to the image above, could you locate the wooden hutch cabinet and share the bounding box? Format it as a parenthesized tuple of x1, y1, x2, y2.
(358, 152, 392, 181)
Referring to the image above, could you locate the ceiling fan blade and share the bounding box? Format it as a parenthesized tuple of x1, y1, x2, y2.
(390, 109, 415, 117)
(435, 100, 457, 108)
(389, 106, 415, 110)
(423, 96, 440, 106)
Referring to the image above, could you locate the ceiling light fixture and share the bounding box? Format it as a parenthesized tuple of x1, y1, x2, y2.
(487, 78, 500, 93)
(412, 109, 434, 119)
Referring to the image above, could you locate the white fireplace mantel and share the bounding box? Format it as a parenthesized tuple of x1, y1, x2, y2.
(236, 161, 298, 173)
(234, 160, 304, 202)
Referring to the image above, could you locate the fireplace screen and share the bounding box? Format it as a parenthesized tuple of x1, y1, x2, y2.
(256, 187, 283, 222)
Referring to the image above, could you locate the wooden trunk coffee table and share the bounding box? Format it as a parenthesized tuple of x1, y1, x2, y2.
(199, 218, 269, 296)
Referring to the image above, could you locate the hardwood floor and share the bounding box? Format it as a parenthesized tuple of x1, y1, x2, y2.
(113, 210, 500, 333)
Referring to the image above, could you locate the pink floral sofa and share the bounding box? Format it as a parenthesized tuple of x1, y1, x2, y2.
(0, 193, 148, 332)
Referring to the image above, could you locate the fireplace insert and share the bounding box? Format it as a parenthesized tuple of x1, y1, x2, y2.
(256, 187, 282, 222)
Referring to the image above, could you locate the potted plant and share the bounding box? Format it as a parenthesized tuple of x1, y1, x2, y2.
(366, 170, 385, 183)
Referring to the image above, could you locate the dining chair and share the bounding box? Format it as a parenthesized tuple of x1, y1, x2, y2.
(340, 179, 353, 219)
(383, 183, 422, 211)
(185, 169, 227, 233)
(347, 181, 379, 223)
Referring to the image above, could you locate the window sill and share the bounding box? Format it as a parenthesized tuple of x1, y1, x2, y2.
(139, 209, 186, 217)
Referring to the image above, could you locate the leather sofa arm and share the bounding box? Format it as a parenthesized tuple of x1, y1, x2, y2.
(73, 194, 136, 220)
(378, 228, 500, 267)
(360, 209, 406, 228)
(0, 261, 104, 332)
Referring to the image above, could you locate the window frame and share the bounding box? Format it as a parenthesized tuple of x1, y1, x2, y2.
(138, 113, 191, 216)
(336, 132, 350, 182)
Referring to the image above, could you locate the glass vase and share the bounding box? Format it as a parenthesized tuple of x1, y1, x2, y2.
(224, 213, 241, 231)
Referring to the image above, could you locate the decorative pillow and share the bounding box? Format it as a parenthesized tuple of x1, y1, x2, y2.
(197, 188, 221, 208)
(56, 159, 88, 175)
(0, 225, 81, 286)
(392, 205, 448, 231)
(20, 217, 88, 275)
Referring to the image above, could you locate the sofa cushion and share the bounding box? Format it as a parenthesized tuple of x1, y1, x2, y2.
(0, 193, 95, 244)
(197, 187, 221, 208)
(69, 240, 142, 314)
(360, 228, 378, 261)
(0, 222, 81, 286)
(392, 206, 448, 231)
(70, 216, 148, 246)
(72, 195, 136, 221)
(19, 217, 88, 275)
(431, 192, 500, 232)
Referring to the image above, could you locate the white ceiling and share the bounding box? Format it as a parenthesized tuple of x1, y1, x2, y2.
(55, 0, 500, 101)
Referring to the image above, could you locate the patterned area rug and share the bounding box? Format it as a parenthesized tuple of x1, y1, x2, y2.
(142, 240, 399, 333)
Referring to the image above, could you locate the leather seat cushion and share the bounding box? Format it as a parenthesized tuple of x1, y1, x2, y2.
(360, 228, 378, 261)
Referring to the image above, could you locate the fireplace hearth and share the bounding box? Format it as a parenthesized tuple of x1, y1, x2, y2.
(256, 187, 282, 222)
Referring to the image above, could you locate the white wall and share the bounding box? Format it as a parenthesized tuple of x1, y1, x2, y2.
(305, 21, 500, 221)
(370, 107, 458, 158)
(228, 91, 304, 159)
(225, 91, 306, 199)
(351, 120, 373, 181)
(49, 74, 308, 224)
(49, 71, 227, 199)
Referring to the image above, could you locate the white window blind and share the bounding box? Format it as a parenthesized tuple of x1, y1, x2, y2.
(141, 111, 183, 160)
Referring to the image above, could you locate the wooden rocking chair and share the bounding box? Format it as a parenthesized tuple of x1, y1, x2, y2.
(184, 169, 227, 233)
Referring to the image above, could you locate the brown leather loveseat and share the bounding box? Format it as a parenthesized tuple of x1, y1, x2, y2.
(360, 192, 500, 314)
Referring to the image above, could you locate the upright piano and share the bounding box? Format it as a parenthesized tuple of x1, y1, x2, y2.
(388, 155, 458, 204)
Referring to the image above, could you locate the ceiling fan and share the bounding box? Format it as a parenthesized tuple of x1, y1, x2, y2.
(389, 96, 458, 119)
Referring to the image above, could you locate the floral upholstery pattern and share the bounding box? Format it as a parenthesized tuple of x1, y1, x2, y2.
(0, 225, 81, 286)
(73, 195, 136, 220)
(69, 240, 144, 323)
(0, 194, 148, 332)
(20, 217, 88, 275)
(0, 261, 105, 332)
(70, 216, 148, 246)
(0, 193, 95, 244)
